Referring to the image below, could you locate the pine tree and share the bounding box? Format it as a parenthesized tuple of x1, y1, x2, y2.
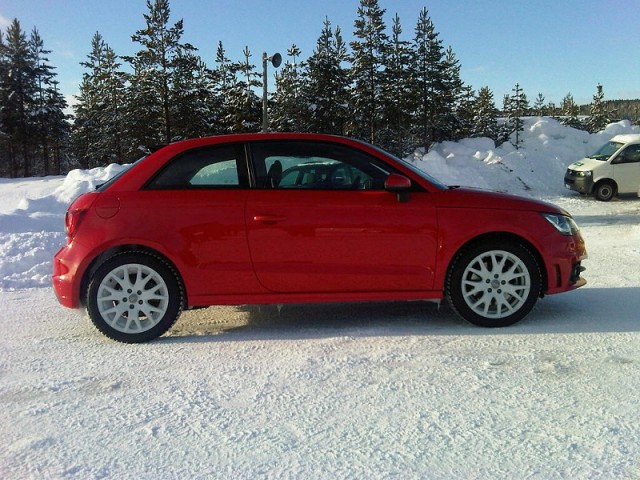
(503, 83, 529, 149)
(170, 52, 212, 139)
(349, 0, 388, 143)
(303, 18, 350, 135)
(533, 93, 547, 116)
(470, 86, 498, 140)
(0, 19, 36, 177)
(441, 46, 468, 140)
(409, 7, 447, 149)
(124, 0, 198, 146)
(560, 93, 582, 129)
(270, 44, 306, 132)
(587, 83, 609, 133)
(379, 13, 412, 155)
(223, 46, 261, 133)
(73, 32, 125, 167)
(210, 41, 235, 133)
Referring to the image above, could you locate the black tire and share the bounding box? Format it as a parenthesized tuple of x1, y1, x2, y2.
(86, 252, 184, 343)
(594, 181, 615, 201)
(446, 241, 542, 328)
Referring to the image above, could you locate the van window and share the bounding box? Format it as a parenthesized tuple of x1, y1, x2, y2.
(614, 145, 640, 164)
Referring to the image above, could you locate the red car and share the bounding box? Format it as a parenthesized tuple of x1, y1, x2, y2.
(53, 133, 587, 343)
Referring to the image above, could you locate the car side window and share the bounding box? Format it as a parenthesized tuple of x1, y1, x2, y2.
(614, 145, 640, 164)
(251, 141, 392, 190)
(145, 144, 248, 189)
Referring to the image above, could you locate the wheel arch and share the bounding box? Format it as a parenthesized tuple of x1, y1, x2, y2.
(445, 231, 548, 296)
(79, 244, 187, 307)
(592, 177, 618, 195)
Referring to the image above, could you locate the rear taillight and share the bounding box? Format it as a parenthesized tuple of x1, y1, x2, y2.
(65, 209, 86, 243)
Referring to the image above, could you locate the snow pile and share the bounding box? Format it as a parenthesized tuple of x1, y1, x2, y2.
(0, 164, 129, 290)
(415, 117, 639, 195)
(0, 118, 638, 290)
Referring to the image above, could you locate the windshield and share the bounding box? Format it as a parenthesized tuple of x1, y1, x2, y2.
(587, 141, 624, 161)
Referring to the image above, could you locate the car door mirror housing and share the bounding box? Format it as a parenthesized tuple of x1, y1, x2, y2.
(385, 174, 412, 202)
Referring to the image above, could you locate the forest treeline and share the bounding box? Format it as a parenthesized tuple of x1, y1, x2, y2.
(1, 0, 637, 178)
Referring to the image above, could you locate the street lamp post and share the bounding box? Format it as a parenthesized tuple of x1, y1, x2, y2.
(262, 51, 282, 132)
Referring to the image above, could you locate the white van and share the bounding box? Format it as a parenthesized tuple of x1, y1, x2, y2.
(564, 134, 640, 201)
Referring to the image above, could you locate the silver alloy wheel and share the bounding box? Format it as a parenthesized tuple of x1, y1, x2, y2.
(461, 249, 531, 319)
(96, 263, 170, 334)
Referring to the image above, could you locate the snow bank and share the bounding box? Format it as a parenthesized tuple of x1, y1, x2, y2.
(0, 164, 129, 290)
(413, 117, 639, 195)
(0, 119, 638, 291)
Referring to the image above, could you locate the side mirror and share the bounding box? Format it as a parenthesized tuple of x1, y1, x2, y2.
(384, 173, 412, 202)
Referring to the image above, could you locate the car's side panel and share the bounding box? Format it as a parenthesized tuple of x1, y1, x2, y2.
(245, 189, 438, 293)
(74, 190, 264, 303)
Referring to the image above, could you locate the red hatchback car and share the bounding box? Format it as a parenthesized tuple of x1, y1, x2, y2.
(53, 133, 587, 342)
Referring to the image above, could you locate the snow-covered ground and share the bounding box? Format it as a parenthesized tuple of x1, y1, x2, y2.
(1, 118, 640, 479)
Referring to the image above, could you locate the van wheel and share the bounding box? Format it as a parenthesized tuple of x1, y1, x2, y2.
(594, 181, 615, 201)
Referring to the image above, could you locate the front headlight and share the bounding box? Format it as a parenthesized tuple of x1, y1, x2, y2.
(575, 170, 592, 177)
(541, 213, 580, 236)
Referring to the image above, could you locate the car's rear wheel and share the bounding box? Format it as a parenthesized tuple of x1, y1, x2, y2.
(594, 181, 615, 201)
(86, 252, 183, 343)
(446, 241, 541, 327)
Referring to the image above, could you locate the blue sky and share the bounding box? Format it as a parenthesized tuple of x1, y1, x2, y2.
(1, 0, 639, 109)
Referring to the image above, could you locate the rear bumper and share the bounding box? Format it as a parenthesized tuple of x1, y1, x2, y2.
(52, 243, 90, 309)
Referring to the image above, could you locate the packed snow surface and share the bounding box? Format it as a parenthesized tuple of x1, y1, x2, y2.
(1, 118, 640, 479)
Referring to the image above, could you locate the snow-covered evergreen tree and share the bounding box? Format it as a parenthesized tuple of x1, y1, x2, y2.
(170, 52, 213, 139)
(470, 86, 498, 140)
(349, 0, 388, 143)
(0, 19, 36, 177)
(28, 27, 68, 176)
(559, 92, 582, 129)
(533, 93, 547, 116)
(441, 46, 469, 141)
(586, 83, 609, 133)
(409, 7, 447, 149)
(303, 18, 350, 135)
(124, 0, 198, 147)
(503, 83, 529, 149)
(379, 13, 412, 155)
(223, 46, 261, 133)
(270, 44, 306, 132)
(72, 32, 125, 168)
(210, 41, 236, 134)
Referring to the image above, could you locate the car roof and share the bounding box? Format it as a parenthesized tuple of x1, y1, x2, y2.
(610, 133, 640, 144)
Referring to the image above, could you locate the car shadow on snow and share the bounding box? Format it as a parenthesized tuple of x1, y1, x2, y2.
(162, 286, 640, 343)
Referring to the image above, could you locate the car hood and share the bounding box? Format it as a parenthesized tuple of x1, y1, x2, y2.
(568, 157, 604, 171)
(433, 187, 565, 214)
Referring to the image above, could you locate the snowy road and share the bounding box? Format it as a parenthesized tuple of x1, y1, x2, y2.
(1, 195, 640, 479)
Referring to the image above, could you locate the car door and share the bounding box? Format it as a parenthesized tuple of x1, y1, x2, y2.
(141, 143, 261, 297)
(245, 140, 438, 293)
(612, 144, 640, 193)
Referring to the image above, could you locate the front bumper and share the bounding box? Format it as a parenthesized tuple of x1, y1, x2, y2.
(564, 171, 594, 194)
(544, 230, 587, 295)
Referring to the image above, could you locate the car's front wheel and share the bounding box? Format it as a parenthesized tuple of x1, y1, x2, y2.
(86, 252, 184, 343)
(446, 241, 542, 327)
